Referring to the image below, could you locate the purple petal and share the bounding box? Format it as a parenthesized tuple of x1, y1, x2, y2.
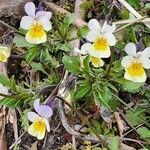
(36, 105, 53, 118)
(34, 99, 53, 118)
(28, 111, 40, 122)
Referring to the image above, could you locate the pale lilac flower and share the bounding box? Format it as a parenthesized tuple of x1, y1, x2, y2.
(28, 99, 53, 140)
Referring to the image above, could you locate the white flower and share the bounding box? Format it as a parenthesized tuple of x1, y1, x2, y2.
(74, 43, 104, 68)
(121, 43, 150, 83)
(28, 99, 53, 140)
(83, 19, 117, 58)
(20, 2, 52, 44)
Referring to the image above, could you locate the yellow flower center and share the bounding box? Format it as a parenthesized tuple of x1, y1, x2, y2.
(126, 62, 144, 77)
(0, 53, 7, 62)
(92, 37, 108, 51)
(91, 56, 100, 64)
(29, 24, 45, 39)
(33, 119, 46, 133)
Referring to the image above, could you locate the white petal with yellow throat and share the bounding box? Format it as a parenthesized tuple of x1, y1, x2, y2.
(125, 62, 146, 82)
(26, 25, 46, 44)
(20, 16, 36, 30)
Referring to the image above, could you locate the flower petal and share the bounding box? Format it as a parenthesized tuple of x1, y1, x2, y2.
(28, 112, 40, 122)
(124, 70, 146, 83)
(121, 56, 135, 68)
(25, 2, 35, 17)
(81, 43, 91, 54)
(90, 56, 104, 67)
(141, 47, 150, 58)
(36, 11, 52, 20)
(74, 48, 87, 55)
(0, 46, 10, 62)
(104, 32, 117, 46)
(125, 43, 137, 56)
(38, 16, 52, 31)
(20, 16, 36, 30)
(34, 99, 53, 118)
(89, 46, 111, 58)
(26, 28, 47, 44)
(88, 19, 101, 32)
(139, 56, 150, 69)
(43, 118, 50, 132)
(28, 120, 46, 140)
(102, 21, 116, 33)
(86, 31, 100, 42)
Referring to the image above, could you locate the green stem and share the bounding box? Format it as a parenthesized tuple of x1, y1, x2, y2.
(105, 47, 115, 77)
(0, 20, 24, 36)
(112, 93, 150, 128)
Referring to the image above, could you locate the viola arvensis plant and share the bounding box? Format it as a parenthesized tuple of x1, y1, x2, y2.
(28, 99, 53, 140)
(20, 2, 52, 44)
(0, 45, 10, 62)
(121, 43, 150, 83)
(83, 19, 117, 58)
(74, 45, 104, 68)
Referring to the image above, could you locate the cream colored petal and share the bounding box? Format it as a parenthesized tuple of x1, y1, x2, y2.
(89, 47, 111, 58)
(81, 43, 91, 54)
(26, 30, 47, 44)
(141, 47, 150, 58)
(125, 43, 137, 56)
(90, 57, 104, 67)
(138, 56, 150, 69)
(124, 70, 147, 83)
(25, 2, 35, 17)
(44, 118, 50, 132)
(20, 16, 36, 30)
(86, 31, 100, 42)
(88, 19, 101, 32)
(28, 112, 40, 122)
(102, 21, 116, 33)
(37, 131, 45, 140)
(104, 33, 117, 46)
(28, 124, 37, 137)
(38, 16, 52, 31)
(121, 56, 135, 68)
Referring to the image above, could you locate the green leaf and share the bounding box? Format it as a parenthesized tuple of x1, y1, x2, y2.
(0, 97, 23, 108)
(74, 83, 91, 100)
(62, 55, 81, 75)
(80, 1, 93, 10)
(20, 110, 30, 131)
(137, 127, 150, 139)
(31, 62, 49, 76)
(13, 35, 34, 48)
(63, 13, 77, 27)
(25, 47, 40, 63)
(108, 136, 120, 150)
(0, 74, 17, 92)
(77, 26, 89, 38)
(126, 109, 145, 126)
(56, 42, 71, 52)
(126, 0, 141, 9)
(115, 78, 143, 93)
(40, 49, 59, 68)
(96, 85, 112, 107)
(119, 9, 129, 19)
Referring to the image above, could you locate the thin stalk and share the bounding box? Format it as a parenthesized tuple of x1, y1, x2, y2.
(0, 20, 24, 36)
(105, 47, 115, 77)
(112, 93, 150, 128)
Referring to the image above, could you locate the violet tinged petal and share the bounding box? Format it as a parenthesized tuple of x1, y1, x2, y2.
(36, 105, 53, 118)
